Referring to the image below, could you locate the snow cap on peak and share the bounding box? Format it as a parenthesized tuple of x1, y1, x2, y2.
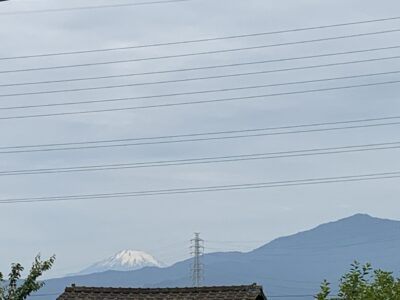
(77, 249, 163, 275)
(110, 249, 161, 267)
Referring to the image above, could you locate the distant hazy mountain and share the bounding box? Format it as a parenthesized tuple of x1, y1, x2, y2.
(75, 250, 163, 275)
(31, 214, 400, 300)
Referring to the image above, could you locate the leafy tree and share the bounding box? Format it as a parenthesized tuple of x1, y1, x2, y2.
(315, 261, 400, 300)
(0, 255, 55, 300)
(315, 280, 331, 300)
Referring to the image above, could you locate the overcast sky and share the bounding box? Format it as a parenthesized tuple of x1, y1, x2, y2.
(0, 0, 400, 279)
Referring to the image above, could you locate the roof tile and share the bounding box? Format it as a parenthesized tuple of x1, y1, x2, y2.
(57, 284, 267, 300)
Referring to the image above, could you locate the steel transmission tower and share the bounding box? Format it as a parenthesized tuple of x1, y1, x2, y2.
(190, 232, 204, 287)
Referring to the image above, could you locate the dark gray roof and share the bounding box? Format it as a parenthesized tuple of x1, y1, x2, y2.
(57, 284, 267, 300)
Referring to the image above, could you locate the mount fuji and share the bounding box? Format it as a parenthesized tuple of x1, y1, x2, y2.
(76, 250, 164, 275)
(31, 214, 400, 300)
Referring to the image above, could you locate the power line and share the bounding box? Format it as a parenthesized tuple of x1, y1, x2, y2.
(3, 53, 400, 88)
(1, 80, 399, 120)
(1, 170, 400, 204)
(213, 233, 400, 259)
(1, 141, 400, 176)
(2, 16, 400, 59)
(206, 234, 400, 259)
(2, 61, 400, 99)
(0, 31, 399, 77)
(0, 121, 399, 153)
(30, 293, 61, 298)
(0, 115, 399, 154)
(259, 235, 400, 254)
(207, 240, 267, 244)
(0, 0, 191, 16)
(205, 236, 400, 249)
(2, 44, 399, 75)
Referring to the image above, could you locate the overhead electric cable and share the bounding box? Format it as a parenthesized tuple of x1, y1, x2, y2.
(30, 294, 61, 298)
(1, 170, 400, 204)
(0, 52, 399, 89)
(0, 80, 399, 120)
(257, 235, 400, 253)
(1, 44, 399, 75)
(1, 61, 400, 98)
(0, 0, 190, 16)
(1, 16, 400, 58)
(1, 69, 400, 112)
(0, 115, 399, 154)
(0, 141, 399, 176)
(1, 29, 400, 75)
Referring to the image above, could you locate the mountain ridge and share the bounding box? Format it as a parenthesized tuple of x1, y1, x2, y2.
(30, 214, 400, 300)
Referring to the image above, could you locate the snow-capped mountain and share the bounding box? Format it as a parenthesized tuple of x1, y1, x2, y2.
(33, 214, 400, 300)
(76, 250, 164, 275)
